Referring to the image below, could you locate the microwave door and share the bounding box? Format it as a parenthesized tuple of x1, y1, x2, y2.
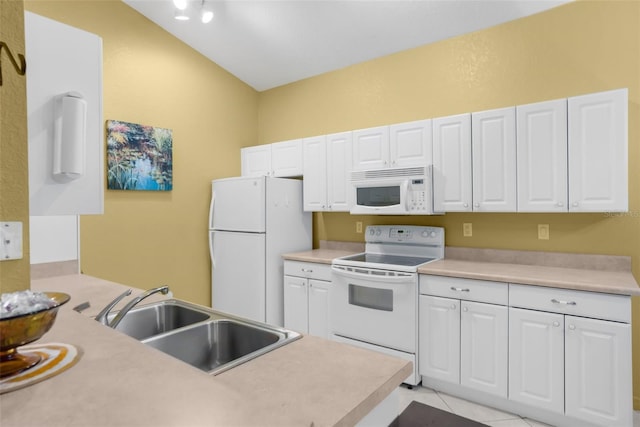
(350, 183, 407, 214)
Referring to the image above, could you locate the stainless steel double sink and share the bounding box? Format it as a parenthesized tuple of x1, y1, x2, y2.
(108, 299, 301, 375)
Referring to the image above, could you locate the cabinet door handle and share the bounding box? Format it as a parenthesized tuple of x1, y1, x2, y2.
(462, 307, 468, 312)
(551, 298, 576, 306)
(463, 203, 469, 208)
(450, 286, 470, 292)
(450, 304, 456, 310)
(568, 324, 576, 330)
(553, 321, 560, 327)
(571, 202, 579, 207)
(556, 202, 564, 207)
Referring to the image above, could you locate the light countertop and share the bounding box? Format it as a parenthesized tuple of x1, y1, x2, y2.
(418, 259, 640, 296)
(282, 246, 640, 296)
(1, 274, 410, 427)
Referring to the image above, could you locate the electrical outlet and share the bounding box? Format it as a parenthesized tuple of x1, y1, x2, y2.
(0, 222, 23, 261)
(463, 223, 472, 237)
(356, 221, 363, 233)
(538, 224, 550, 240)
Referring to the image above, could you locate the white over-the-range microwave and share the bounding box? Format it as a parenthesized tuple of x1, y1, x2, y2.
(350, 166, 441, 215)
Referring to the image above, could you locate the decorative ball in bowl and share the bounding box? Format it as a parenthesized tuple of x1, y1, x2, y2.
(0, 291, 70, 378)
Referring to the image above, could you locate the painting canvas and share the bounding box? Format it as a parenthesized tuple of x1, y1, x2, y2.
(106, 120, 173, 191)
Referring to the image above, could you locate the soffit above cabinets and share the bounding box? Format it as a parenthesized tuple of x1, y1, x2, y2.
(122, 0, 572, 92)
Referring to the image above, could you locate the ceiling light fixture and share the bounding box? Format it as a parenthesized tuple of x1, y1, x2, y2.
(174, 8, 190, 20)
(201, 0, 214, 23)
(173, 0, 187, 10)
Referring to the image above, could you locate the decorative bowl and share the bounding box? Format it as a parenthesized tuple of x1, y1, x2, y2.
(0, 292, 70, 378)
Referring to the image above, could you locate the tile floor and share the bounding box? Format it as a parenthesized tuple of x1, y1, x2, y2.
(397, 385, 640, 427)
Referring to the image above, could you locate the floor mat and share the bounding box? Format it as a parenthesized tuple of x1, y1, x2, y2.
(390, 401, 489, 427)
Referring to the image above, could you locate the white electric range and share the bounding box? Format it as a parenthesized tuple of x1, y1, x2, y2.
(331, 225, 445, 386)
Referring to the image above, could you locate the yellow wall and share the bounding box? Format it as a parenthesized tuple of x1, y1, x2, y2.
(258, 1, 640, 408)
(24, 0, 259, 305)
(0, 0, 31, 293)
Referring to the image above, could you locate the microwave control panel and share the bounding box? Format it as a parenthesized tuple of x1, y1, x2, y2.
(408, 179, 427, 212)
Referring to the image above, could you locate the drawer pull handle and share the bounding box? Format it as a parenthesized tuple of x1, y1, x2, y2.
(551, 298, 576, 306)
(450, 287, 470, 292)
(301, 268, 313, 273)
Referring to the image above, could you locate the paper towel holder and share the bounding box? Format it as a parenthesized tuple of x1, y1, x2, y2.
(53, 91, 87, 183)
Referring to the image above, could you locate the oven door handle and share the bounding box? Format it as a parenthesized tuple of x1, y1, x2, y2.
(331, 266, 415, 284)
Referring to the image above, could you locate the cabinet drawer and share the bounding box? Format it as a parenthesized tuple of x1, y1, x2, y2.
(509, 284, 631, 323)
(284, 261, 332, 281)
(420, 275, 508, 305)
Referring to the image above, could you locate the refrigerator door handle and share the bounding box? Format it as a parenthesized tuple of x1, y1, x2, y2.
(208, 191, 216, 230)
(209, 232, 215, 268)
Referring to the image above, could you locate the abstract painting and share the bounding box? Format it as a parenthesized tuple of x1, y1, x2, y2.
(106, 120, 173, 191)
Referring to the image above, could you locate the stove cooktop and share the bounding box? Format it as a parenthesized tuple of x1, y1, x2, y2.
(336, 253, 437, 268)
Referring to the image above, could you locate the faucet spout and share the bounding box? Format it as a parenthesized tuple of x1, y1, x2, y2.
(108, 286, 170, 329)
(95, 289, 132, 325)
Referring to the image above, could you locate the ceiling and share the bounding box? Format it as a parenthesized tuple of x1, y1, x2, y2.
(123, 0, 572, 92)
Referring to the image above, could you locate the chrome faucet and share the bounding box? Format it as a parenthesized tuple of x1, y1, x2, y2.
(95, 286, 170, 328)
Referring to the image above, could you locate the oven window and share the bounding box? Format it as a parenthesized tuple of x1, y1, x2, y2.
(356, 186, 400, 207)
(348, 284, 393, 311)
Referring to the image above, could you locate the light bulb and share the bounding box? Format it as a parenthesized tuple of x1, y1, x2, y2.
(201, 9, 214, 23)
(173, 0, 187, 10)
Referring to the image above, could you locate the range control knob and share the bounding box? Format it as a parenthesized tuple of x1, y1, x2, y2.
(376, 229, 382, 236)
(430, 231, 437, 237)
(422, 231, 429, 237)
(369, 228, 375, 236)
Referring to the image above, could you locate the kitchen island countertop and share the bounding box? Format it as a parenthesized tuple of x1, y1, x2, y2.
(0, 274, 410, 427)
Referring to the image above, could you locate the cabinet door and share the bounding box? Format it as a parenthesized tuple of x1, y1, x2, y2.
(568, 88, 628, 212)
(326, 131, 353, 211)
(283, 275, 308, 334)
(352, 126, 390, 171)
(308, 279, 331, 339)
(302, 136, 327, 212)
(460, 301, 508, 397)
(272, 139, 303, 177)
(241, 145, 272, 177)
(508, 308, 564, 413)
(390, 120, 432, 168)
(516, 99, 568, 212)
(471, 107, 516, 212)
(432, 113, 472, 212)
(565, 316, 632, 427)
(418, 295, 460, 384)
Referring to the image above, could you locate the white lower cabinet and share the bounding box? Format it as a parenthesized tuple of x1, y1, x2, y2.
(283, 261, 331, 339)
(420, 276, 633, 427)
(419, 276, 508, 399)
(509, 307, 565, 413)
(564, 315, 632, 426)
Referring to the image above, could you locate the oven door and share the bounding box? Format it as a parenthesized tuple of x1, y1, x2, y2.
(330, 265, 416, 353)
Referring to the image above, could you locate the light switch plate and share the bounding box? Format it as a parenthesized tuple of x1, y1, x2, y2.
(0, 222, 23, 261)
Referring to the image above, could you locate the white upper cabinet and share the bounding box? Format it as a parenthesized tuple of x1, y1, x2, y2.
(271, 139, 303, 177)
(326, 132, 353, 211)
(432, 113, 472, 212)
(472, 107, 517, 212)
(241, 145, 272, 177)
(352, 121, 431, 171)
(241, 139, 303, 177)
(302, 132, 352, 212)
(302, 135, 327, 211)
(568, 88, 628, 212)
(352, 126, 390, 170)
(517, 99, 568, 212)
(389, 120, 433, 168)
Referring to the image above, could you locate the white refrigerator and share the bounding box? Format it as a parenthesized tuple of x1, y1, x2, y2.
(209, 176, 312, 326)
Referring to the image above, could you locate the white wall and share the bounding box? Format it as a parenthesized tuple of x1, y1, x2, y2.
(29, 215, 78, 264)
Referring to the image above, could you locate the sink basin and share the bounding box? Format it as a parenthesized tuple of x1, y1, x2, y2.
(109, 299, 301, 374)
(142, 318, 293, 374)
(108, 300, 211, 340)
